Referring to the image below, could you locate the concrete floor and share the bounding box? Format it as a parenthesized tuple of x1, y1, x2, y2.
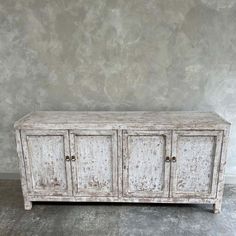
(0, 180, 236, 236)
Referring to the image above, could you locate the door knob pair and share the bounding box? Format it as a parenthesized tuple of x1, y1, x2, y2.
(165, 156, 176, 162)
(65, 156, 76, 161)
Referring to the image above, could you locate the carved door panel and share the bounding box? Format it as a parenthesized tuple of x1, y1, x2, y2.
(171, 131, 223, 198)
(70, 130, 118, 197)
(122, 130, 171, 198)
(21, 130, 72, 196)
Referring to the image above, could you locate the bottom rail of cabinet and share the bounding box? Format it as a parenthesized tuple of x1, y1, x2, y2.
(24, 196, 221, 213)
(26, 195, 217, 204)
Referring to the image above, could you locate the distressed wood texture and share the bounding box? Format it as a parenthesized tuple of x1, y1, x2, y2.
(14, 111, 230, 130)
(123, 130, 171, 198)
(70, 130, 118, 197)
(171, 131, 223, 199)
(21, 130, 72, 197)
(15, 130, 32, 210)
(14, 111, 230, 213)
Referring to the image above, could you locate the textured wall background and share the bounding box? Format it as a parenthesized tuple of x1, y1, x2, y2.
(0, 0, 236, 179)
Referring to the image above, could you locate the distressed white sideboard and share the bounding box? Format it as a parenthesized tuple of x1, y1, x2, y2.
(14, 111, 230, 213)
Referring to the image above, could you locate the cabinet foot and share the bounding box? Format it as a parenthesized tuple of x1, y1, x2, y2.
(213, 201, 221, 214)
(24, 199, 32, 210)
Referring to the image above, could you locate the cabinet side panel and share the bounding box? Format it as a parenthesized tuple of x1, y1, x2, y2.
(215, 127, 230, 211)
(15, 130, 28, 196)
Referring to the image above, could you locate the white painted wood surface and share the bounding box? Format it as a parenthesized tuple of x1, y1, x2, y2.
(14, 111, 230, 130)
(21, 130, 72, 197)
(70, 130, 118, 197)
(123, 130, 171, 198)
(171, 130, 223, 199)
(14, 111, 230, 213)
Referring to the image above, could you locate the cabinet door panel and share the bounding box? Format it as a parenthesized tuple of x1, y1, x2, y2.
(171, 131, 223, 198)
(123, 130, 171, 198)
(70, 130, 118, 197)
(21, 130, 72, 196)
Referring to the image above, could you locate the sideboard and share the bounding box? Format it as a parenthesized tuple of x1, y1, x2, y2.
(14, 111, 230, 213)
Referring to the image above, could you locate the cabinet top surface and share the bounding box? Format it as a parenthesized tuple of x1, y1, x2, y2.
(14, 111, 230, 129)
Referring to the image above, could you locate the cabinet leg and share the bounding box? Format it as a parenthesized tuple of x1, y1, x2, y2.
(213, 201, 221, 214)
(24, 199, 32, 210)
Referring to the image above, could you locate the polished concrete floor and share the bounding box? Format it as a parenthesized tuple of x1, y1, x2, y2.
(0, 180, 236, 236)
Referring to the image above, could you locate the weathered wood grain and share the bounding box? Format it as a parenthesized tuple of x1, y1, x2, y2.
(14, 111, 230, 213)
(21, 130, 72, 197)
(122, 130, 171, 198)
(214, 127, 231, 213)
(70, 130, 118, 197)
(14, 111, 230, 130)
(171, 131, 223, 199)
(15, 130, 32, 210)
(27, 195, 216, 204)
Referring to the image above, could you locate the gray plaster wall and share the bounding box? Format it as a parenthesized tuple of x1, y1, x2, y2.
(0, 0, 236, 181)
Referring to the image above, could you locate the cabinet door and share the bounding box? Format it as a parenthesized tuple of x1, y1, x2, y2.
(21, 130, 72, 196)
(123, 130, 171, 198)
(70, 130, 118, 197)
(171, 131, 223, 198)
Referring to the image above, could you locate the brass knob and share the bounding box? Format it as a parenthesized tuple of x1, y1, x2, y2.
(71, 156, 76, 161)
(172, 156, 177, 162)
(165, 156, 170, 162)
(65, 156, 70, 161)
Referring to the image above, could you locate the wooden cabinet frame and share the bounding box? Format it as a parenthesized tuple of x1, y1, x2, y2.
(15, 111, 230, 213)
